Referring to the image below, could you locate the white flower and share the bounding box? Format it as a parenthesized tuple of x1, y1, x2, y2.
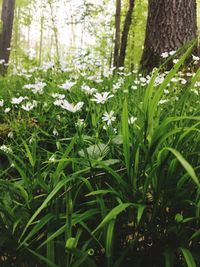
(102, 110, 116, 125)
(0, 99, 4, 107)
(171, 77, 178, 83)
(81, 84, 97, 95)
(33, 82, 46, 94)
(195, 81, 200, 87)
(76, 118, 85, 128)
(113, 128, 117, 134)
(54, 99, 63, 106)
(59, 81, 76, 90)
(169, 50, 176, 56)
(164, 89, 170, 94)
(56, 115, 61, 121)
(8, 132, 14, 138)
(155, 74, 165, 85)
(51, 93, 65, 99)
(41, 61, 54, 71)
(23, 84, 34, 89)
(0, 145, 12, 153)
(140, 77, 147, 83)
(180, 78, 187, 85)
(4, 108, 11, 113)
(29, 137, 34, 144)
(18, 73, 32, 78)
(103, 125, 107, 130)
(173, 59, 179, 64)
(11, 96, 25, 105)
(191, 89, 199, 95)
(23, 82, 46, 94)
(53, 128, 59, 136)
(21, 101, 36, 111)
(158, 99, 169, 105)
(49, 154, 56, 162)
(131, 85, 137, 90)
(91, 92, 114, 104)
(112, 78, 124, 92)
(192, 55, 200, 61)
(0, 59, 5, 64)
(134, 79, 140, 85)
(128, 116, 137, 125)
(57, 99, 84, 113)
(161, 52, 169, 58)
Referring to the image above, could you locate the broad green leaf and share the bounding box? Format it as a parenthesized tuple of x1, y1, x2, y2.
(137, 205, 145, 224)
(52, 136, 77, 184)
(78, 143, 108, 160)
(47, 233, 55, 266)
(164, 248, 174, 267)
(190, 228, 200, 240)
(20, 177, 73, 240)
(143, 68, 159, 114)
(180, 247, 196, 267)
(122, 99, 130, 175)
(93, 203, 132, 234)
(27, 248, 59, 267)
(106, 219, 115, 267)
(19, 213, 54, 247)
(38, 225, 66, 249)
(86, 190, 116, 197)
(23, 140, 35, 167)
(165, 147, 200, 189)
(150, 43, 195, 123)
(175, 213, 183, 223)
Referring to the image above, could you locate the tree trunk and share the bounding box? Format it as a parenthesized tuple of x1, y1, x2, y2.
(141, 0, 197, 73)
(118, 0, 135, 68)
(0, 0, 15, 75)
(113, 0, 121, 69)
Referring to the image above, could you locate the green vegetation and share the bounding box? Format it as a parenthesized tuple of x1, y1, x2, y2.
(0, 46, 200, 266)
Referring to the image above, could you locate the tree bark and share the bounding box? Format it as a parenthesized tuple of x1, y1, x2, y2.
(0, 0, 15, 75)
(141, 0, 197, 73)
(118, 0, 135, 68)
(113, 0, 121, 69)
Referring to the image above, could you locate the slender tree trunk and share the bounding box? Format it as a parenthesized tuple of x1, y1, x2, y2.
(0, 0, 15, 75)
(48, 0, 60, 64)
(141, 0, 197, 73)
(118, 0, 135, 67)
(39, 15, 44, 65)
(113, 0, 121, 69)
(13, 5, 19, 68)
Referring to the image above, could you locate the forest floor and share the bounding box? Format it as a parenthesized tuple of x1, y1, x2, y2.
(0, 53, 200, 266)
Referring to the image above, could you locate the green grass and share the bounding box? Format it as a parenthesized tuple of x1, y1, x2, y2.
(0, 51, 200, 266)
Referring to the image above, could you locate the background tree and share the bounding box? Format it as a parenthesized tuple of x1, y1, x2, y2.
(118, 0, 135, 67)
(0, 0, 15, 75)
(141, 0, 197, 72)
(113, 0, 121, 69)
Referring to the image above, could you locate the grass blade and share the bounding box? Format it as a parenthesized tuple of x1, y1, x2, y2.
(92, 203, 132, 234)
(121, 99, 130, 176)
(165, 147, 200, 189)
(180, 247, 196, 267)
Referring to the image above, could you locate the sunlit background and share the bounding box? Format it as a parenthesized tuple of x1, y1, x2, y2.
(2, 0, 200, 69)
